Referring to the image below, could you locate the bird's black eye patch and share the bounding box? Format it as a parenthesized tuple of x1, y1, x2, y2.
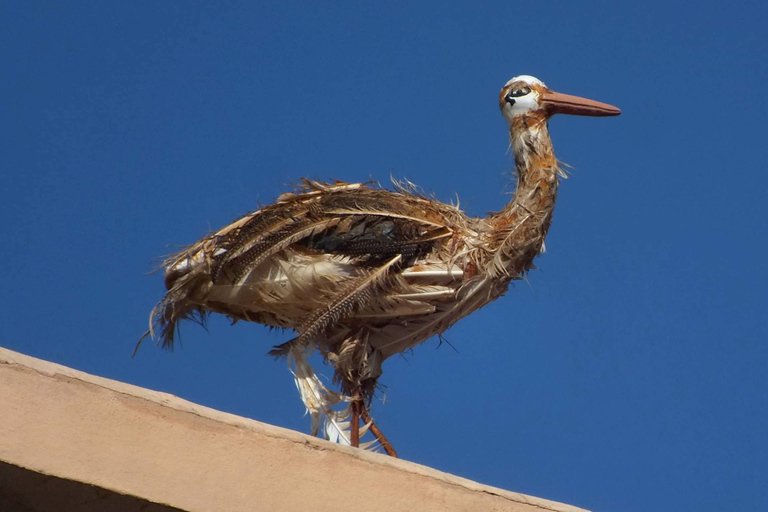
(504, 85, 531, 106)
(508, 86, 531, 98)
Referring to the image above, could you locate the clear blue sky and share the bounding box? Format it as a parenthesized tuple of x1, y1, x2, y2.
(3, 2, 767, 510)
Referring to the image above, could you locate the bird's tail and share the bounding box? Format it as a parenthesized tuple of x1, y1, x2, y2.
(135, 251, 211, 356)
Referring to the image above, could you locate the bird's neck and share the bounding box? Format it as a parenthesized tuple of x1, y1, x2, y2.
(485, 114, 562, 278)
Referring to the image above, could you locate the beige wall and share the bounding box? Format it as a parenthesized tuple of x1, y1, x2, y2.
(0, 347, 591, 512)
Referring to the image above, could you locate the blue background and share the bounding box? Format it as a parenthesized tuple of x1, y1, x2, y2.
(3, 2, 767, 510)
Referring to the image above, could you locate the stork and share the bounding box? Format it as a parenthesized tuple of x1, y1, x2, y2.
(141, 75, 620, 456)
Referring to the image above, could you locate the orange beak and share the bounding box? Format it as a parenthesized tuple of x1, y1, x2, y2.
(541, 90, 621, 117)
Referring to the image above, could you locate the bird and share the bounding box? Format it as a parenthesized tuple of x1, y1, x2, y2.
(140, 74, 620, 456)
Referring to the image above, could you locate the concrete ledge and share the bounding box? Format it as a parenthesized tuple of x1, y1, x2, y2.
(0, 347, 591, 512)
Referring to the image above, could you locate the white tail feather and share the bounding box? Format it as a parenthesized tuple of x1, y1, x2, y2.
(287, 346, 352, 444)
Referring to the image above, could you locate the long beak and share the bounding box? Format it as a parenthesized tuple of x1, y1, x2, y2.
(541, 90, 621, 117)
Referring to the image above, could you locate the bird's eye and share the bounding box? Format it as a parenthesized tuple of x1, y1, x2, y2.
(503, 85, 531, 106)
(508, 86, 531, 98)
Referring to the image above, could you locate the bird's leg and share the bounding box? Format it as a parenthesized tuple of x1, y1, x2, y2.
(347, 377, 398, 456)
(350, 388, 361, 447)
(361, 409, 398, 457)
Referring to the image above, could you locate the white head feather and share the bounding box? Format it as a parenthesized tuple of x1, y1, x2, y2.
(504, 75, 546, 88)
(501, 75, 547, 124)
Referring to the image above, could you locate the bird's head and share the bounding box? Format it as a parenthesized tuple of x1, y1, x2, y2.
(499, 75, 620, 126)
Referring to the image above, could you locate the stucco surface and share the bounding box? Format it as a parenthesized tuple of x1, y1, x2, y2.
(0, 347, 592, 512)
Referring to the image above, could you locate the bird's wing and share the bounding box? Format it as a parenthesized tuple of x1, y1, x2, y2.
(206, 180, 453, 285)
(150, 180, 458, 350)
